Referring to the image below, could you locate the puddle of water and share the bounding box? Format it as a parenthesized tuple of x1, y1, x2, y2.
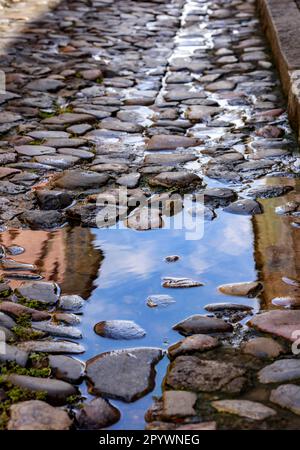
(0, 208, 258, 429)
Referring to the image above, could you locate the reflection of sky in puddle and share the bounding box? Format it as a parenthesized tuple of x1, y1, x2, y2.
(81, 210, 257, 429)
(0, 208, 257, 429)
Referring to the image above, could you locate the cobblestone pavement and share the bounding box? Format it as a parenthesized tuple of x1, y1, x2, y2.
(1, 0, 300, 431)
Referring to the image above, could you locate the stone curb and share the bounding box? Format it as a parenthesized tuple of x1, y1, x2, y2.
(257, 0, 300, 141)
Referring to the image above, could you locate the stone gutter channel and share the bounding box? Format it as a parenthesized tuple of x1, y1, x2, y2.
(257, 0, 300, 141)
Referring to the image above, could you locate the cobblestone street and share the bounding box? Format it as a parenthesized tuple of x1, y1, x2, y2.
(0, 0, 300, 431)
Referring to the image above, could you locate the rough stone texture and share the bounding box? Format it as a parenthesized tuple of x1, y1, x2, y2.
(258, 359, 300, 384)
(76, 397, 121, 429)
(241, 337, 284, 359)
(248, 310, 300, 342)
(161, 391, 197, 419)
(166, 356, 246, 392)
(8, 400, 72, 430)
(16, 281, 59, 305)
(212, 400, 276, 420)
(270, 384, 300, 415)
(86, 347, 163, 402)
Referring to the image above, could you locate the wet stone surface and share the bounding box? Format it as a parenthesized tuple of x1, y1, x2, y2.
(0, 0, 300, 432)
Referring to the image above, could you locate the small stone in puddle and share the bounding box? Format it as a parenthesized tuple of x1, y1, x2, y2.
(218, 281, 263, 298)
(161, 391, 197, 419)
(173, 315, 233, 336)
(271, 297, 300, 308)
(275, 201, 299, 216)
(211, 400, 276, 421)
(86, 347, 163, 402)
(18, 340, 85, 354)
(204, 303, 253, 312)
(20, 210, 64, 229)
(94, 320, 146, 340)
(164, 255, 180, 263)
(166, 356, 245, 392)
(146, 295, 175, 308)
(224, 199, 263, 215)
(148, 171, 202, 189)
(59, 295, 85, 311)
(6, 246, 24, 256)
(168, 334, 219, 358)
(48, 355, 85, 383)
(76, 398, 120, 430)
(8, 400, 72, 430)
(282, 277, 300, 287)
(258, 359, 300, 384)
(146, 135, 201, 151)
(5, 374, 77, 405)
(35, 190, 73, 210)
(247, 310, 300, 342)
(247, 185, 293, 199)
(16, 281, 59, 305)
(241, 337, 284, 359)
(162, 277, 203, 288)
(270, 384, 300, 415)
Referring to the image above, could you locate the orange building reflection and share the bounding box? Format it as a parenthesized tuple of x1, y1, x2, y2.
(0, 227, 103, 299)
(253, 178, 300, 308)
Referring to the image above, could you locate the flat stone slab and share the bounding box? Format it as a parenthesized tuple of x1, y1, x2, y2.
(15, 145, 56, 156)
(173, 315, 233, 336)
(247, 310, 300, 342)
(146, 135, 201, 150)
(162, 277, 203, 288)
(5, 374, 77, 405)
(166, 356, 246, 392)
(149, 171, 202, 188)
(94, 320, 146, 340)
(258, 359, 300, 383)
(0, 301, 50, 321)
(242, 337, 284, 359)
(270, 384, 300, 415)
(17, 340, 85, 354)
(212, 400, 276, 420)
(168, 334, 219, 358)
(162, 391, 197, 419)
(16, 281, 59, 305)
(53, 170, 109, 190)
(86, 347, 163, 402)
(0, 344, 28, 367)
(41, 113, 96, 126)
(8, 400, 72, 430)
(48, 355, 85, 383)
